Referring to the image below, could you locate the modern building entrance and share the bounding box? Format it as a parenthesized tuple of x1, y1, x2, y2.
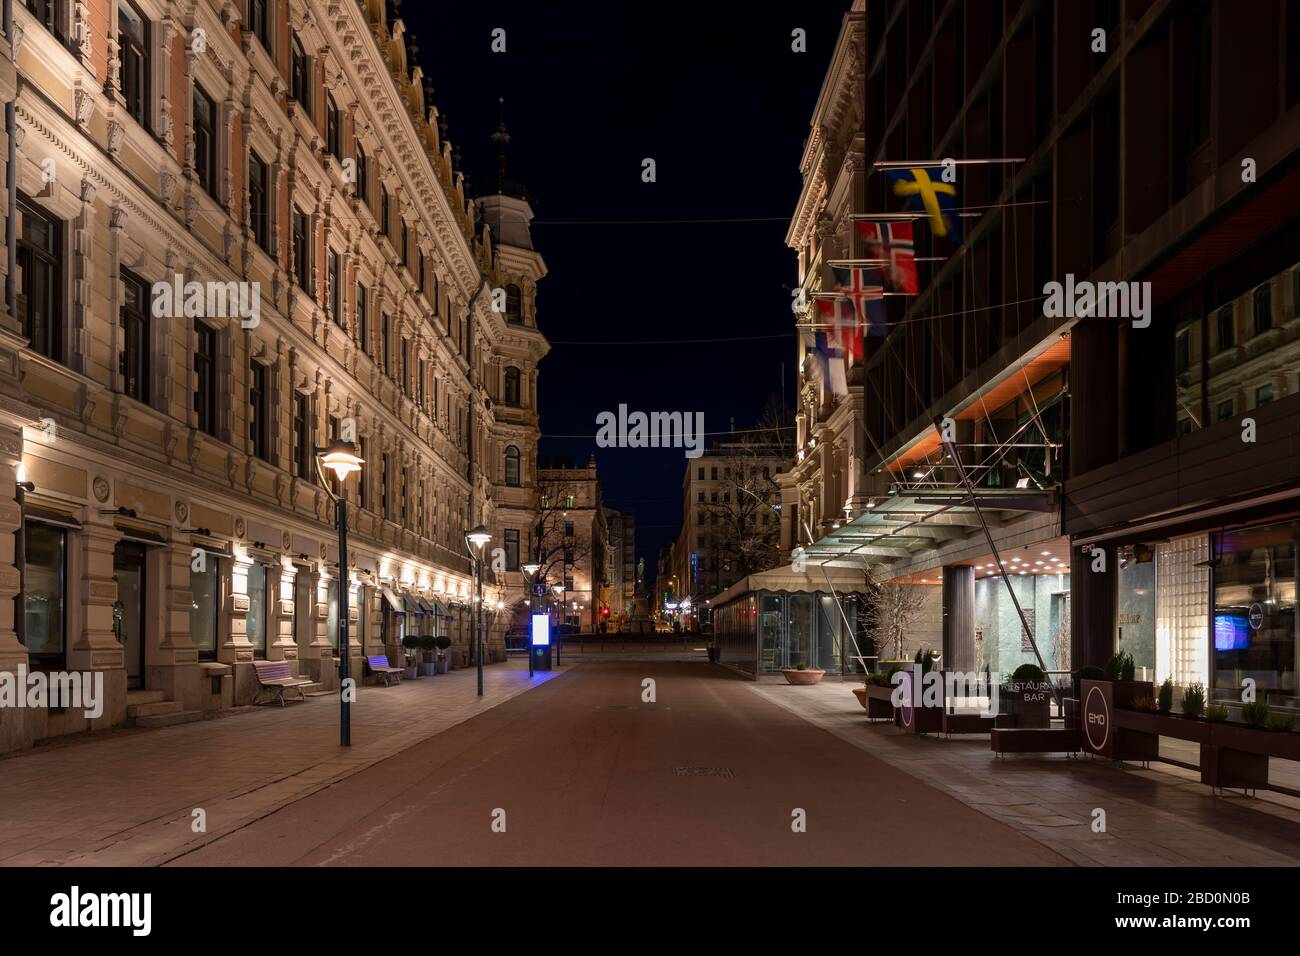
(113, 541, 147, 690)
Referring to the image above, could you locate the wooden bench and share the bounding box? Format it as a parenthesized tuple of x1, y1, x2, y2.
(251, 659, 312, 707)
(364, 655, 403, 686)
(990, 727, 1081, 756)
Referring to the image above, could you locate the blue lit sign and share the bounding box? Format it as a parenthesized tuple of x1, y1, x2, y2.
(531, 613, 551, 647)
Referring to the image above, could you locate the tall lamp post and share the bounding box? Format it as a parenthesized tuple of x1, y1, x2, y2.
(551, 583, 564, 665)
(464, 524, 492, 697)
(315, 440, 364, 747)
(521, 559, 541, 678)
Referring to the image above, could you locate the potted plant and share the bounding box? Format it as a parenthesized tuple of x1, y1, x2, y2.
(435, 635, 453, 673)
(401, 633, 420, 680)
(782, 661, 825, 685)
(1181, 682, 1205, 719)
(1002, 663, 1052, 729)
(857, 669, 897, 720)
(706, 642, 718, 664)
(417, 635, 438, 676)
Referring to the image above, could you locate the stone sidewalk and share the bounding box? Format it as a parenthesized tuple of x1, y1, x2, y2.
(750, 678, 1300, 867)
(0, 661, 565, 866)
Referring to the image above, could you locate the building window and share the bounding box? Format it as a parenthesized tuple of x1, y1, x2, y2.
(564, 521, 574, 539)
(293, 392, 312, 479)
(381, 453, 391, 517)
(1253, 283, 1272, 335)
(711, 467, 718, 480)
(249, 361, 269, 461)
(1215, 306, 1234, 351)
(356, 283, 368, 352)
(194, 320, 218, 436)
(504, 529, 520, 571)
(358, 436, 369, 510)
(1216, 399, 1234, 423)
(504, 366, 521, 406)
(249, 152, 270, 252)
(382, 313, 392, 376)
(326, 93, 341, 161)
(400, 219, 409, 268)
(328, 249, 341, 326)
(505, 284, 522, 323)
(1256, 383, 1275, 407)
(291, 33, 311, 115)
(292, 207, 310, 290)
(400, 465, 409, 524)
(24, 522, 66, 669)
(17, 195, 62, 362)
(355, 143, 368, 206)
(248, 0, 269, 52)
(380, 186, 390, 238)
(193, 83, 218, 199)
(565, 575, 574, 592)
(246, 562, 269, 658)
(120, 269, 150, 404)
(417, 358, 426, 407)
(119, 1, 150, 129)
(190, 554, 220, 661)
(401, 338, 411, 395)
(505, 445, 521, 486)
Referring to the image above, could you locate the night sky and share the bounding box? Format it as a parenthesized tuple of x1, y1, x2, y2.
(405, 0, 850, 579)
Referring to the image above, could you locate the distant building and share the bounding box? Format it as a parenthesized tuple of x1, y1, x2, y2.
(536, 456, 608, 632)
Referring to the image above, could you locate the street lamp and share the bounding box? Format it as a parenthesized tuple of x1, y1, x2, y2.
(521, 560, 541, 678)
(315, 439, 364, 747)
(464, 523, 492, 696)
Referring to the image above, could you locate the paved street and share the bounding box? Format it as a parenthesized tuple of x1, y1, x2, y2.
(173, 660, 1065, 866)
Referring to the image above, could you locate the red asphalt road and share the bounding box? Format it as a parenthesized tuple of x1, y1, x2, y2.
(172, 661, 1067, 866)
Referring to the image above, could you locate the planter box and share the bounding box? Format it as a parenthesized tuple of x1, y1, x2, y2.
(1198, 720, 1300, 791)
(894, 671, 943, 734)
(783, 668, 825, 686)
(402, 665, 418, 680)
(1079, 679, 1155, 760)
(1114, 709, 1212, 744)
(1000, 682, 1052, 729)
(862, 684, 896, 720)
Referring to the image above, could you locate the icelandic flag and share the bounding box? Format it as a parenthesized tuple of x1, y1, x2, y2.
(830, 266, 886, 338)
(814, 330, 847, 397)
(857, 221, 919, 294)
(885, 167, 961, 241)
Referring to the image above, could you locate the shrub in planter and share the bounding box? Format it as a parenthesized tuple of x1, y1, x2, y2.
(435, 635, 453, 673)
(1012, 663, 1046, 683)
(913, 648, 938, 674)
(1130, 695, 1158, 713)
(1265, 710, 1295, 733)
(417, 635, 438, 676)
(1074, 664, 1107, 681)
(1181, 682, 1205, 719)
(1205, 703, 1229, 722)
(1103, 651, 1135, 682)
(1241, 701, 1271, 728)
(1157, 679, 1174, 714)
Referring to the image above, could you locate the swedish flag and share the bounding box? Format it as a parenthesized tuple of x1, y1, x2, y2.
(886, 167, 961, 241)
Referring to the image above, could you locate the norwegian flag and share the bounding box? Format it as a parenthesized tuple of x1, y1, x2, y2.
(830, 266, 886, 338)
(857, 221, 919, 294)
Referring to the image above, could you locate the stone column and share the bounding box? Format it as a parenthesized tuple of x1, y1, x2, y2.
(1071, 543, 1116, 670)
(941, 564, 976, 673)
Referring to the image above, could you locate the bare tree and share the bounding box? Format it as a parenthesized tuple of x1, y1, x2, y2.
(528, 477, 596, 605)
(863, 582, 927, 663)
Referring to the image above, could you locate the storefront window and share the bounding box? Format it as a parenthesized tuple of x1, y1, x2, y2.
(1212, 520, 1297, 710)
(24, 523, 66, 667)
(786, 594, 812, 669)
(190, 556, 220, 660)
(246, 562, 268, 657)
(758, 593, 782, 672)
(1117, 545, 1157, 682)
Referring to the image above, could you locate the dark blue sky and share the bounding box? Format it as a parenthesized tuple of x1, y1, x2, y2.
(407, 0, 850, 577)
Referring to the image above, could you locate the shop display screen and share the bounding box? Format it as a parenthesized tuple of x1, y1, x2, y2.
(1213, 612, 1249, 651)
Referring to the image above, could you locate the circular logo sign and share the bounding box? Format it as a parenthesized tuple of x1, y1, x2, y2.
(898, 672, 914, 729)
(1083, 684, 1110, 753)
(1248, 603, 1264, 630)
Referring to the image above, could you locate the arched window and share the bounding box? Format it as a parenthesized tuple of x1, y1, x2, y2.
(504, 446, 521, 487)
(504, 366, 521, 406)
(505, 284, 522, 323)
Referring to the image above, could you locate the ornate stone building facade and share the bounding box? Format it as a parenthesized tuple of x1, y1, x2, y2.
(0, 0, 547, 752)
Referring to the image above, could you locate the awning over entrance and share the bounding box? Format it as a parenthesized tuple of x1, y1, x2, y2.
(796, 487, 1058, 574)
(381, 588, 404, 612)
(712, 562, 872, 609)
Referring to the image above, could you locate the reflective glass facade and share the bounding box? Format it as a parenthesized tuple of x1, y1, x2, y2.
(714, 590, 864, 677)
